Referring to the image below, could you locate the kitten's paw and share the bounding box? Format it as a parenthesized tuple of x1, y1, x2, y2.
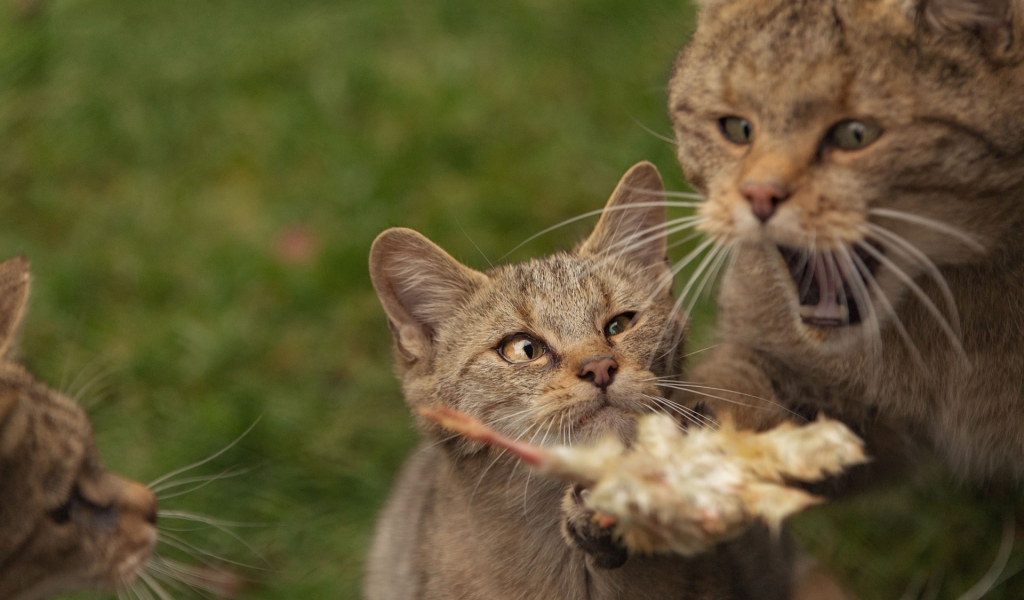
(560, 484, 628, 570)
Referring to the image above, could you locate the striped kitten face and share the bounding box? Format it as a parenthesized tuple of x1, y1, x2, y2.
(371, 163, 690, 452)
(670, 0, 1024, 346)
(0, 258, 158, 600)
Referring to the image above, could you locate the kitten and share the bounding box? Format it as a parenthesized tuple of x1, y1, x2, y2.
(667, 0, 1024, 483)
(0, 257, 158, 600)
(364, 162, 793, 600)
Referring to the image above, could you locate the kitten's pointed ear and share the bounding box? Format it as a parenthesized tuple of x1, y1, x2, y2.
(578, 162, 668, 271)
(0, 257, 30, 360)
(905, 0, 1020, 56)
(370, 228, 487, 361)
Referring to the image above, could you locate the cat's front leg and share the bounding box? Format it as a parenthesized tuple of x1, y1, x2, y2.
(678, 343, 793, 432)
(683, 343, 911, 498)
(560, 484, 628, 570)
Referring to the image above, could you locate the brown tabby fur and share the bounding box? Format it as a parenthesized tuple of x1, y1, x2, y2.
(0, 257, 158, 600)
(668, 0, 1024, 482)
(365, 163, 794, 600)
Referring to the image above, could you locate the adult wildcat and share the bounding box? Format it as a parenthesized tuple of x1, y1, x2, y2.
(364, 162, 795, 600)
(0, 256, 158, 600)
(667, 0, 1024, 483)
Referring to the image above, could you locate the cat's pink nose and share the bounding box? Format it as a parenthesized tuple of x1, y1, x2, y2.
(741, 182, 789, 223)
(579, 357, 618, 391)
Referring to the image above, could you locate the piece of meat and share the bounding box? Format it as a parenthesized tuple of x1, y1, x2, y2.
(420, 406, 866, 556)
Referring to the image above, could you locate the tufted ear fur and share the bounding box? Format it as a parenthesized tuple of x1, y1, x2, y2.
(904, 0, 1021, 56)
(578, 162, 669, 276)
(0, 257, 30, 360)
(370, 228, 488, 361)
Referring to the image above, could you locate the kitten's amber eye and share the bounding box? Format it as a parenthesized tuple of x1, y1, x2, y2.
(828, 120, 881, 150)
(498, 334, 547, 363)
(720, 117, 754, 145)
(604, 312, 636, 337)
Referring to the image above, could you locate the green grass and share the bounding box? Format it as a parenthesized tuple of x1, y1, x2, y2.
(0, 1, 1020, 598)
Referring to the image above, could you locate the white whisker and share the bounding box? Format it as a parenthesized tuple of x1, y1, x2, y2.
(866, 223, 961, 335)
(148, 418, 262, 489)
(869, 208, 985, 252)
(138, 571, 176, 600)
(855, 241, 967, 361)
(159, 532, 265, 571)
(500, 200, 702, 260)
(849, 247, 928, 372)
(155, 466, 258, 500)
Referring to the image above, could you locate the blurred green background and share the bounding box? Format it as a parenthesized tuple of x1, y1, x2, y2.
(0, 0, 1020, 598)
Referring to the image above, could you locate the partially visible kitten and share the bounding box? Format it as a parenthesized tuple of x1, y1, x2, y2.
(668, 0, 1024, 482)
(364, 163, 793, 600)
(0, 257, 158, 600)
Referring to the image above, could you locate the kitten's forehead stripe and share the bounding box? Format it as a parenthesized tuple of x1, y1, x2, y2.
(473, 253, 663, 352)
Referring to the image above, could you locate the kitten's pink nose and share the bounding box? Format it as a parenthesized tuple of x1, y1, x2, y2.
(579, 357, 618, 391)
(741, 182, 789, 223)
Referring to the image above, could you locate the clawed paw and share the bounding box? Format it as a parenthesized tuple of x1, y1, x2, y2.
(561, 485, 628, 570)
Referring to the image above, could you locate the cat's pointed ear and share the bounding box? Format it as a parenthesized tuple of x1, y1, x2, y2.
(904, 0, 1021, 56)
(0, 257, 30, 360)
(578, 162, 669, 271)
(370, 228, 487, 361)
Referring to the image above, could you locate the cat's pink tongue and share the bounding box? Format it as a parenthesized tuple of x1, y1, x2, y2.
(799, 257, 848, 325)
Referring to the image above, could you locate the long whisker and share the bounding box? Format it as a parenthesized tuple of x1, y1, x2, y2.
(621, 187, 704, 201)
(644, 394, 702, 428)
(138, 571, 177, 600)
(148, 418, 262, 489)
(869, 208, 985, 252)
(596, 215, 705, 261)
(685, 242, 730, 318)
(655, 382, 801, 421)
(62, 349, 112, 400)
(823, 248, 849, 325)
(663, 240, 723, 358)
(630, 117, 679, 146)
(158, 532, 266, 571)
(646, 235, 717, 368)
(645, 394, 718, 429)
(651, 381, 776, 406)
(866, 223, 961, 335)
(675, 240, 722, 311)
(155, 466, 258, 499)
(855, 241, 967, 360)
(499, 200, 702, 260)
(158, 512, 269, 566)
(470, 447, 510, 506)
(669, 385, 807, 420)
(833, 244, 884, 358)
(849, 247, 928, 372)
(149, 556, 231, 598)
(72, 363, 119, 407)
(158, 511, 265, 529)
(146, 569, 207, 600)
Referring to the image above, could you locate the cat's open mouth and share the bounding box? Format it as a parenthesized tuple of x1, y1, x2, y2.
(776, 244, 882, 328)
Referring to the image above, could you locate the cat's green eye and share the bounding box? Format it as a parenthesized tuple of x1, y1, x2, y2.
(828, 120, 881, 151)
(498, 333, 547, 364)
(604, 312, 636, 338)
(719, 117, 754, 145)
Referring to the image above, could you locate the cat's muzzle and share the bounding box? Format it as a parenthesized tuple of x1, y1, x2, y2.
(777, 244, 882, 327)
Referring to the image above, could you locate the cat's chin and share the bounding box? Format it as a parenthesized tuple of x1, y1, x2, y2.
(775, 243, 883, 329)
(572, 405, 637, 444)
